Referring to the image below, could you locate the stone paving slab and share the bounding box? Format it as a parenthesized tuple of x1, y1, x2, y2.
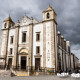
(0, 75, 80, 80)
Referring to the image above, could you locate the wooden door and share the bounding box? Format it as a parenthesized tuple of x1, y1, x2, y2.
(8, 58, 12, 69)
(21, 56, 26, 69)
(35, 58, 40, 70)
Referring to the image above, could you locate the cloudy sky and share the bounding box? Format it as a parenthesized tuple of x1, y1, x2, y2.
(0, 0, 80, 61)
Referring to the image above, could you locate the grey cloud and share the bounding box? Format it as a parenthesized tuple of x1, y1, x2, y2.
(0, 0, 80, 60)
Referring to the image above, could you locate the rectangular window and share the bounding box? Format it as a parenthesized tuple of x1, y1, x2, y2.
(36, 32, 40, 41)
(36, 46, 40, 54)
(10, 48, 13, 54)
(10, 36, 13, 44)
(22, 32, 26, 42)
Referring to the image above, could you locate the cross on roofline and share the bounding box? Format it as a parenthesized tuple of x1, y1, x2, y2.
(24, 11, 30, 16)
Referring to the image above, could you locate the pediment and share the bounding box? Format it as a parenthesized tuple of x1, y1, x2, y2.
(18, 15, 39, 26)
(20, 16, 32, 26)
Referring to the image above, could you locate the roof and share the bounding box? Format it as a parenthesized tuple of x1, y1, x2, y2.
(71, 53, 79, 60)
(3, 16, 14, 23)
(57, 31, 61, 35)
(46, 5, 53, 11)
(43, 5, 55, 13)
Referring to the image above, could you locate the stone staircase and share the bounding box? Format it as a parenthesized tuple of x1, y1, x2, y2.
(0, 70, 55, 77)
(0, 70, 11, 77)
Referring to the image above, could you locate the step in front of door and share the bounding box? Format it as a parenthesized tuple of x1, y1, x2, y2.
(12, 71, 30, 76)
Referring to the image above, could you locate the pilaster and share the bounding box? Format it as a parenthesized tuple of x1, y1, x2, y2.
(51, 21, 56, 68)
(28, 24, 33, 67)
(43, 23, 46, 67)
(13, 27, 19, 67)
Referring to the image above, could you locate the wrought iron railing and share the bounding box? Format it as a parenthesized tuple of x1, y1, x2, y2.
(12, 66, 55, 73)
(0, 65, 55, 73)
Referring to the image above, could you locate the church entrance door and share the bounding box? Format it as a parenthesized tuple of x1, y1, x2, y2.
(8, 58, 12, 69)
(35, 58, 40, 70)
(21, 56, 26, 69)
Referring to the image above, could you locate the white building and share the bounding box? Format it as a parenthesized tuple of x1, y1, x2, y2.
(0, 6, 79, 73)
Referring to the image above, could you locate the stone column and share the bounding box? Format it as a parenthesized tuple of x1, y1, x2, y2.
(13, 27, 19, 67)
(43, 22, 46, 67)
(28, 24, 33, 69)
(19, 55, 21, 70)
(26, 55, 28, 70)
(51, 21, 56, 69)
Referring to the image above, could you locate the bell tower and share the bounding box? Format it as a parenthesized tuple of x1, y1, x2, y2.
(43, 5, 57, 22)
(2, 16, 14, 29)
(42, 6, 58, 71)
(0, 16, 14, 67)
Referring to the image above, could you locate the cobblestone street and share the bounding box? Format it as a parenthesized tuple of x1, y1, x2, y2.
(0, 75, 79, 80)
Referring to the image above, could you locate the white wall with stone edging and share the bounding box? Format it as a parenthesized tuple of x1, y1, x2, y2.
(46, 22, 51, 68)
(33, 23, 43, 67)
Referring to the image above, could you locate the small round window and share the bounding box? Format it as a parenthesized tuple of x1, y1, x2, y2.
(4, 23, 7, 28)
(47, 13, 50, 19)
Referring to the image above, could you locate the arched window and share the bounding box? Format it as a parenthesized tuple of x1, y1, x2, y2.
(47, 13, 50, 19)
(4, 23, 7, 28)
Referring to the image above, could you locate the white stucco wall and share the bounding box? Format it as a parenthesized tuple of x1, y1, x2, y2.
(33, 23, 43, 67)
(18, 26, 29, 51)
(8, 29, 15, 55)
(7, 28, 16, 65)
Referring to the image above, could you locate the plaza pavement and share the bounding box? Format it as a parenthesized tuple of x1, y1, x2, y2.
(0, 75, 79, 80)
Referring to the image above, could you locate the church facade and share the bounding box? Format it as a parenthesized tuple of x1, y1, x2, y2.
(0, 6, 79, 72)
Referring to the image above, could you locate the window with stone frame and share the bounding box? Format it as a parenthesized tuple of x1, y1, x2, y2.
(58, 35, 60, 45)
(46, 13, 50, 19)
(68, 46, 70, 53)
(36, 46, 40, 54)
(36, 32, 40, 41)
(22, 32, 26, 42)
(10, 48, 13, 55)
(61, 39, 63, 48)
(10, 36, 14, 44)
(64, 41, 66, 51)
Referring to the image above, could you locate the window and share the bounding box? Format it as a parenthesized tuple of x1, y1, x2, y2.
(36, 32, 40, 41)
(4, 23, 7, 28)
(47, 13, 50, 19)
(36, 46, 40, 54)
(58, 36, 60, 45)
(22, 32, 26, 42)
(10, 36, 13, 44)
(10, 48, 13, 54)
